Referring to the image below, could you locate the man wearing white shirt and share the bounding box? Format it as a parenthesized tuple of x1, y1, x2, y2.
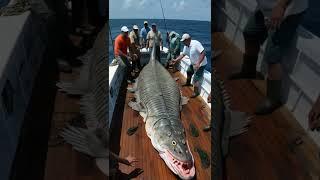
(229, 0, 308, 115)
(172, 34, 207, 98)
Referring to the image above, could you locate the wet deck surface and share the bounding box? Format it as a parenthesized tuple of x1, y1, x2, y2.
(44, 69, 106, 180)
(213, 32, 320, 180)
(110, 70, 211, 180)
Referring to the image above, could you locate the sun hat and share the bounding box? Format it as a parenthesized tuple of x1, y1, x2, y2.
(180, 33, 191, 41)
(121, 26, 129, 32)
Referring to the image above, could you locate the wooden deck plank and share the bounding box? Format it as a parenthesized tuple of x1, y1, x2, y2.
(44, 71, 107, 180)
(213, 32, 320, 180)
(112, 70, 212, 179)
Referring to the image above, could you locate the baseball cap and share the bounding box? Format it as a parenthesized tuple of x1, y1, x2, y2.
(144, 21, 148, 24)
(121, 26, 129, 32)
(133, 25, 139, 30)
(180, 33, 191, 41)
(151, 23, 156, 26)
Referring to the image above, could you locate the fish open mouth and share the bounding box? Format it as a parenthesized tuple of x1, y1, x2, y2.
(159, 149, 195, 179)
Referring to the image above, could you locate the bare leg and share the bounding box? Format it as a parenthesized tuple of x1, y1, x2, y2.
(268, 63, 282, 80)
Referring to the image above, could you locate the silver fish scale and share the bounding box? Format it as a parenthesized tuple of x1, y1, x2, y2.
(138, 60, 181, 129)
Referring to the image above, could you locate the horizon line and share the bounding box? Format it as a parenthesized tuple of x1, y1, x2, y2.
(109, 18, 211, 22)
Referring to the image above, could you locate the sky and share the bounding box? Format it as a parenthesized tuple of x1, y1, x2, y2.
(109, 0, 211, 21)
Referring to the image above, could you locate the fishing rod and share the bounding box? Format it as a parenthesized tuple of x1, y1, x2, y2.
(159, 0, 169, 47)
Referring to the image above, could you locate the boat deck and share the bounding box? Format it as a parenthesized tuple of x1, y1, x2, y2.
(110, 70, 212, 179)
(44, 69, 106, 180)
(213, 32, 320, 180)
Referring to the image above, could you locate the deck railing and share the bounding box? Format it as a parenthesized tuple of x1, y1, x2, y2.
(217, 0, 320, 147)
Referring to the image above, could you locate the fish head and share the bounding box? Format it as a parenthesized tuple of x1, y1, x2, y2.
(157, 129, 195, 179)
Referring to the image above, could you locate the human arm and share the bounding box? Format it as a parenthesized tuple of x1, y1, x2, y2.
(308, 95, 320, 131)
(146, 32, 150, 49)
(166, 32, 170, 47)
(194, 50, 206, 70)
(110, 152, 138, 166)
(194, 42, 206, 70)
(159, 31, 163, 50)
(173, 39, 181, 55)
(171, 54, 185, 65)
(269, 0, 293, 30)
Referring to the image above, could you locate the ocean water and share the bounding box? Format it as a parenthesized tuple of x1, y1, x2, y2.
(109, 19, 211, 71)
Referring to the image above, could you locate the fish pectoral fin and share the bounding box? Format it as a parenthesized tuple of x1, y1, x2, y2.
(128, 101, 143, 112)
(139, 112, 147, 122)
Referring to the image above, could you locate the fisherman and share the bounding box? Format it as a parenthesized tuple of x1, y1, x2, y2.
(166, 31, 181, 72)
(308, 95, 320, 131)
(114, 26, 138, 83)
(203, 92, 212, 131)
(146, 23, 163, 61)
(140, 21, 151, 47)
(228, 0, 308, 115)
(129, 25, 142, 72)
(172, 34, 207, 98)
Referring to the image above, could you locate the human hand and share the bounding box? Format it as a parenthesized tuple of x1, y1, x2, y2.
(308, 97, 320, 131)
(194, 62, 200, 71)
(269, 4, 285, 30)
(124, 154, 138, 166)
(133, 54, 138, 60)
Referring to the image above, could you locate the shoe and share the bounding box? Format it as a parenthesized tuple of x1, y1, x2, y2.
(228, 54, 258, 80)
(255, 79, 283, 115)
(191, 86, 200, 98)
(182, 76, 192, 87)
(191, 92, 200, 98)
(203, 126, 211, 132)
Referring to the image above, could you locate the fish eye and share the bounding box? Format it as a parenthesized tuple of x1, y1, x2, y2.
(172, 140, 176, 146)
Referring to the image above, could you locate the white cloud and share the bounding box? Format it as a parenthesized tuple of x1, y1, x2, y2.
(122, 0, 134, 9)
(138, 0, 147, 8)
(175, 0, 186, 12)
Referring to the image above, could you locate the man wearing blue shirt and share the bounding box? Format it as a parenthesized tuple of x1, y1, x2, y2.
(140, 21, 151, 48)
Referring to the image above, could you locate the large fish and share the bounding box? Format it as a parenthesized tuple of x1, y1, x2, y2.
(128, 44, 195, 179)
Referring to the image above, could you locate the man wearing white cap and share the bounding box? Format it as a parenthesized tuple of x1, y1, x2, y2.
(146, 23, 162, 61)
(140, 21, 151, 47)
(129, 25, 142, 72)
(114, 26, 138, 83)
(172, 33, 207, 98)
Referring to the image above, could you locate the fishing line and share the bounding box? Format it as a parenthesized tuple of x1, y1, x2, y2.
(159, 0, 169, 46)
